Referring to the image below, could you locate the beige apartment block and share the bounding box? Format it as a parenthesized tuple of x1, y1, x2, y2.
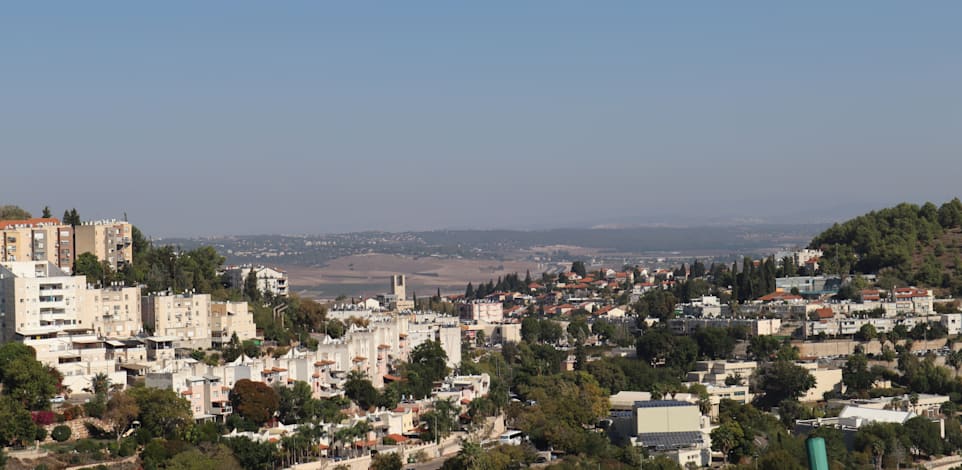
(0, 219, 75, 272)
(0, 261, 87, 342)
(74, 220, 133, 271)
(80, 285, 142, 338)
(142, 293, 212, 349)
(797, 361, 844, 402)
(210, 301, 257, 346)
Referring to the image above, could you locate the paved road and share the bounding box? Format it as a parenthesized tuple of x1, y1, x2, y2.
(404, 454, 453, 470)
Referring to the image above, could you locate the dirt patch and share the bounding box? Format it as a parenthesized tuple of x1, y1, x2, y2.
(282, 254, 545, 299)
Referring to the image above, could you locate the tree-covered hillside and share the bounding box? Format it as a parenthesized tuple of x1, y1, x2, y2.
(810, 199, 962, 291)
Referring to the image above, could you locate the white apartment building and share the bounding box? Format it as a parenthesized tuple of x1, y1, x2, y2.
(459, 300, 504, 324)
(141, 293, 212, 349)
(803, 315, 945, 338)
(432, 374, 491, 404)
(0, 261, 86, 342)
(223, 265, 289, 297)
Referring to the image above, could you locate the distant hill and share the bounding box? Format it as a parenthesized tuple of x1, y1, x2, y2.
(162, 223, 828, 268)
(809, 199, 962, 292)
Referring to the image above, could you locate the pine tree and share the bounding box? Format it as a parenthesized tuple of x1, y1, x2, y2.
(41, 206, 52, 218)
(465, 282, 474, 299)
(524, 270, 532, 285)
(244, 269, 261, 303)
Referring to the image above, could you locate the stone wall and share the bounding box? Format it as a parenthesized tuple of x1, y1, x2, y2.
(43, 417, 110, 443)
(793, 338, 949, 358)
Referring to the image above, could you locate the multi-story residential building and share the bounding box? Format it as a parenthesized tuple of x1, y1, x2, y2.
(458, 300, 504, 324)
(79, 285, 142, 338)
(668, 317, 781, 336)
(405, 315, 462, 370)
(943, 314, 962, 336)
(0, 219, 75, 271)
(209, 301, 257, 346)
(0, 262, 135, 392)
(803, 314, 945, 338)
(677, 296, 726, 318)
(74, 220, 133, 271)
(796, 362, 844, 402)
(0, 261, 86, 342)
(141, 293, 212, 349)
(432, 374, 491, 404)
(893, 287, 934, 315)
(223, 265, 289, 298)
(775, 276, 841, 296)
(146, 372, 232, 421)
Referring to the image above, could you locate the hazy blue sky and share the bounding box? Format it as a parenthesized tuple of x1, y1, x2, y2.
(3, 3, 961, 236)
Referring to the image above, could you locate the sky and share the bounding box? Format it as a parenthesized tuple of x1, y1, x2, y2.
(3, 2, 961, 237)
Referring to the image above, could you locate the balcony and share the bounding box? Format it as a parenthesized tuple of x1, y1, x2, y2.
(211, 401, 233, 415)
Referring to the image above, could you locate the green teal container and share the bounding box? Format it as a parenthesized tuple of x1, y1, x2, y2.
(806, 437, 829, 470)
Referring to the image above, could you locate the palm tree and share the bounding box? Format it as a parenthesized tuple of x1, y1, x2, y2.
(871, 439, 885, 470)
(333, 427, 352, 458)
(452, 439, 485, 469)
(87, 372, 111, 396)
(351, 420, 372, 457)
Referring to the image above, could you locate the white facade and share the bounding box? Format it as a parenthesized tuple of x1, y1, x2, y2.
(141, 293, 212, 349)
(0, 261, 87, 342)
(459, 301, 504, 324)
(942, 314, 962, 336)
(224, 265, 289, 297)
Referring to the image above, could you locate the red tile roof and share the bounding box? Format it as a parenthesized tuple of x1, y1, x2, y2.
(759, 292, 802, 302)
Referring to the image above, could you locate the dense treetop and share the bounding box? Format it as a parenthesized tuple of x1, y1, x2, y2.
(810, 199, 962, 291)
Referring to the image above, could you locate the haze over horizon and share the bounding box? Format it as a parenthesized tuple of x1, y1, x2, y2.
(4, 2, 961, 237)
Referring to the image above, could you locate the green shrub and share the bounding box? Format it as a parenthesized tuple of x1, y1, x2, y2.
(51, 425, 72, 442)
(117, 438, 137, 457)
